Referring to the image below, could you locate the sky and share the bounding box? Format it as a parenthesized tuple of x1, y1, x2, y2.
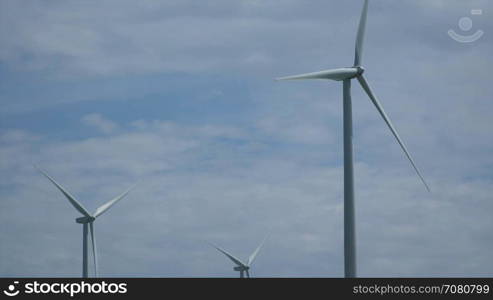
(1, 0, 492, 277)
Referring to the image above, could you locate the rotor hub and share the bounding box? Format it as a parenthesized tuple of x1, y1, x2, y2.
(356, 66, 365, 75)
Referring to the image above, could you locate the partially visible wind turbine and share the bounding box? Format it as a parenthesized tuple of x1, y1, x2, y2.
(35, 166, 134, 278)
(276, 0, 429, 278)
(209, 236, 268, 278)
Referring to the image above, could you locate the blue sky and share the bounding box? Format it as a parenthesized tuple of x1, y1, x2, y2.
(1, 0, 492, 277)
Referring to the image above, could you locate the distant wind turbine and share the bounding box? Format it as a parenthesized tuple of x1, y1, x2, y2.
(276, 0, 429, 278)
(209, 236, 268, 278)
(35, 166, 134, 278)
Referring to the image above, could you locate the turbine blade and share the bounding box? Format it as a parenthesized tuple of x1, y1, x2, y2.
(354, 0, 369, 66)
(357, 75, 430, 192)
(208, 242, 246, 267)
(246, 270, 251, 278)
(89, 222, 98, 277)
(247, 235, 269, 266)
(35, 166, 91, 217)
(93, 184, 135, 218)
(276, 68, 358, 81)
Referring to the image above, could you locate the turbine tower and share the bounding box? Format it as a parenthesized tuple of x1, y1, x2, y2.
(36, 166, 134, 278)
(209, 236, 268, 278)
(276, 0, 429, 278)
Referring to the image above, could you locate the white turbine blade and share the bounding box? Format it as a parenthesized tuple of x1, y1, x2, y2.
(354, 0, 369, 66)
(93, 185, 135, 218)
(209, 242, 246, 267)
(35, 166, 91, 217)
(357, 75, 430, 192)
(247, 235, 269, 266)
(276, 68, 358, 81)
(89, 222, 98, 277)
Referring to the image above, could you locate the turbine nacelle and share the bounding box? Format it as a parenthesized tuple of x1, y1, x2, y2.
(233, 266, 249, 271)
(76, 216, 96, 224)
(356, 66, 365, 76)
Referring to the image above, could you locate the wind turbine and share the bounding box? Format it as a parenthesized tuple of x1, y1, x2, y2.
(209, 236, 268, 278)
(276, 0, 429, 278)
(36, 166, 134, 278)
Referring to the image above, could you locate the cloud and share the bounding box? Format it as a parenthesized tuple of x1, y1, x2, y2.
(81, 113, 118, 134)
(1, 110, 493, 277)
(5, 0, 489, 78)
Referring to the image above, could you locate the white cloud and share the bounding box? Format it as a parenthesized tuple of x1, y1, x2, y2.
(1, 111, 492, 276)
(6, 0, 484, 77)
(81, 113, 118, 134)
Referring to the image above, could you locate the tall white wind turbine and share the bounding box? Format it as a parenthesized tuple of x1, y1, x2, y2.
(209, 236, 268, 278)
(276, 0, 429, 278)
(36, 166, 134, 278)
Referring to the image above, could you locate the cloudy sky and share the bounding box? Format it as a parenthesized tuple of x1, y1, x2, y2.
(1, 0, 492, 277)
